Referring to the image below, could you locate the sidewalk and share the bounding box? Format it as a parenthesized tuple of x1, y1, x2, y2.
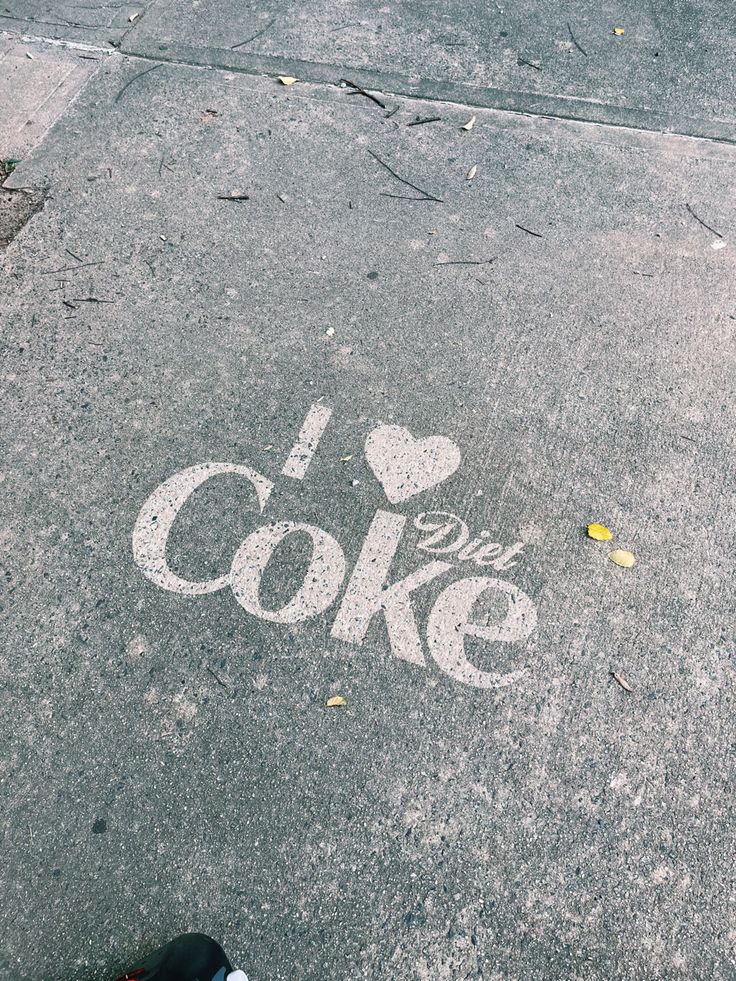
(1, 4, 735, 980)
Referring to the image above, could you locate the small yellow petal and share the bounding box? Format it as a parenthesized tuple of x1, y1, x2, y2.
(613, 26, 625, 35)
(278, 75, 298, 86)
(587, 522, 613, 541)
(326, 695, 346, 707)
(461, 115, 476, 131)
(608, 549, 636, 568)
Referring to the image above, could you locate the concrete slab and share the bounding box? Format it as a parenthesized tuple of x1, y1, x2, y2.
(1, 54, 735, 981)
(0, 35, 98, 252)
(124, 0, 736, 142)
(0, 33, 99, 159)
(0, 1, 155, 47)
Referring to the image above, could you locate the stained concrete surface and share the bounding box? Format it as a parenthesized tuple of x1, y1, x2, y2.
(1, 8, 735, 981)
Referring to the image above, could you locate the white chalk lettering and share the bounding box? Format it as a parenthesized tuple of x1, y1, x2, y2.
(230, 521, 345, 623)
(414, 511, 469, 553)
(132, 462, 273, 595)
(427, 576, 537, 688)
(331, 510, 451, 665)
(281, 402, 333, 480)
(131, 406, 540, 692)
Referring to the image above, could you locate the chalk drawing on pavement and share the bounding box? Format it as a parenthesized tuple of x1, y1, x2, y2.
(132, 404, 537, 689)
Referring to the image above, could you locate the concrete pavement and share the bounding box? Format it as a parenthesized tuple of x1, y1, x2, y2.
(1, 4, 735, 980)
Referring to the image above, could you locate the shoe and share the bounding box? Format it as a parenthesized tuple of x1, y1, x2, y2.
(114, 933, 248, 981)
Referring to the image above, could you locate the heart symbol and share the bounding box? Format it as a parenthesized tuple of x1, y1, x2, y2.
(364, 424, 462, 504)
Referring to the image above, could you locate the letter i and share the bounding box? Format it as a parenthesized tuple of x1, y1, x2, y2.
(281, 402, 333, 480)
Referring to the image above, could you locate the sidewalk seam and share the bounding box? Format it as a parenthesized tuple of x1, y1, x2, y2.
(117, 36, 736, 148)
(5, 27, 736, 152)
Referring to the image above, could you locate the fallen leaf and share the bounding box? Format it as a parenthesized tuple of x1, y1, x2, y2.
(340, 454, 353, 462)
(611, 671, 633, 692)
(278, 75, 298, 86)
(608, 549, 636, 568)
(613, 26, 625, 35)
(461, 115, 477, 131)
(587, 522, 613, 542)
(326, 695, 346, 707)
(467, 164, 477, 180)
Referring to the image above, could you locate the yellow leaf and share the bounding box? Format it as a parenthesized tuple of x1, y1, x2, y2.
(613, 26, 625, 35)
(461, 115, 476, 131)
(278, 75, 298, 86)
(608, 549, 635, 568)
(467, 164, 477, 180)
(340, 454, 353, 462)
(587, 522, 613, 542)
(326, 695, 346, 707)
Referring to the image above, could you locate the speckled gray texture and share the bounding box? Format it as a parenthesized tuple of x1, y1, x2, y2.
(1, 53, 735, 981)
(0, 1, 156, 47)
(0, 33, 97, 160)
(122, 0, 736, 142)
